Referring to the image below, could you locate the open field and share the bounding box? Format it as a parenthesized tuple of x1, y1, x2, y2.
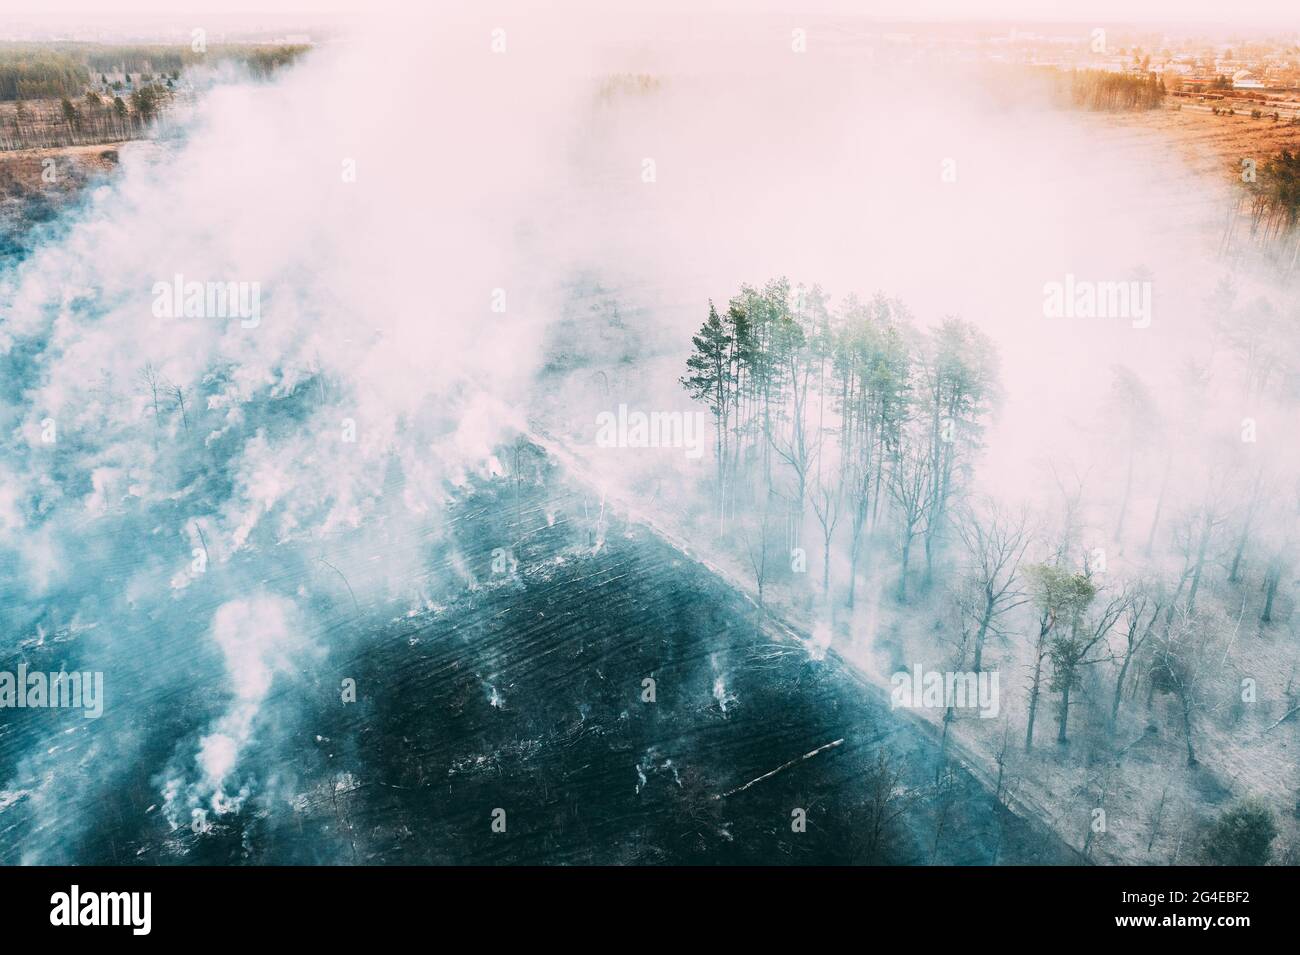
(1102, 102, 1300, 184)
(0, 141, 155, 256)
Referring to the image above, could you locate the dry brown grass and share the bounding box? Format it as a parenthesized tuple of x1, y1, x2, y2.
(1102, 103, 1300, 184)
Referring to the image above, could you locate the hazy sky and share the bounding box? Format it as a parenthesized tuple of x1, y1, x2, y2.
(6, 0, 1298, 29)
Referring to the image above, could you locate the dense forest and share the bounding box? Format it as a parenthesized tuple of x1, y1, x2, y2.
(0, 49, 86, 102)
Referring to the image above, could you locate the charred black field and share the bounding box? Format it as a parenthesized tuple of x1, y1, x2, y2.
(0, 441, 1076, 865)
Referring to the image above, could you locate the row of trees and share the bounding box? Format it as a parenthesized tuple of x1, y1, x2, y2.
(84, 46, 189, 76)
(2, 85, 168, 150)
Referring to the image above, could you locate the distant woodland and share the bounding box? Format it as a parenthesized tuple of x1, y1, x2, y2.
(0, 44, 310, 102)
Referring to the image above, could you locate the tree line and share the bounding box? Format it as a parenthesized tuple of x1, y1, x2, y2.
(1, 85, 167, 150)
(0, 49, 86, 102)
(681, 278, 1298, 771)
(0, 42, 312, 104)
(1064, 70, 1166, 111)
(1225, 149, 1300, 274)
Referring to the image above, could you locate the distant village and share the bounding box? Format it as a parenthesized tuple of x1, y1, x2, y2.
(1034, 37, 1300, 96)
(895, 25, 1300, 95)
(824, 23, 1300, 113)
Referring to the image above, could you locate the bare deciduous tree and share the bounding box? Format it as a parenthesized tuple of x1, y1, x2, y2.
(889, 437, 932, 602)
(850, 748, 915, 864)
(1148, 603, 1218, 766)
(1111, 584, 1162, 730)
(810, 476, 841, 598)
(953, 498, 1031, 673)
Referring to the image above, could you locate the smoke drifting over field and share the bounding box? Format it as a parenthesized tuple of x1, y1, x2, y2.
(0, 6, 1297, 863)
(0, 11, 590, 852)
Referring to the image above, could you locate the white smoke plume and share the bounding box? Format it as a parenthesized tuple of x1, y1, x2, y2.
(0, 9, 599, 852)
(160, 593, 316, 828)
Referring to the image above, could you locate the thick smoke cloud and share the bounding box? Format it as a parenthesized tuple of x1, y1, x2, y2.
(0, 11, 595, 854)
(1, 8, 1296, 859)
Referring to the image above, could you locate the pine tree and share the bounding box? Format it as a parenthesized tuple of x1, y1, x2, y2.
(680, 301, 734, 494)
